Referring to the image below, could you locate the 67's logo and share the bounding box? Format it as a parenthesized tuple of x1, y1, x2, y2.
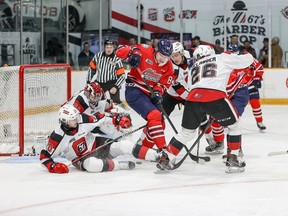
(72, 137, 88, 156)
(163, 7, 175, 22)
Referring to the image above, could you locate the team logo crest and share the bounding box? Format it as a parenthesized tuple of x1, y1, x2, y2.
(180, 10, 198, 19)
(163, 7, 175, 22)
(148, 8, 158, 21)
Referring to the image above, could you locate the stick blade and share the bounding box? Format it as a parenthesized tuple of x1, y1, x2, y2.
(268, 151, 288, 157)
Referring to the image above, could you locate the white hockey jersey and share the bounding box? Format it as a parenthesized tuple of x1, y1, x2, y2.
(66, 90, 110, 115)
(167, 50, 191, 100)
(187, 52, 254, 102)
(66, 90, 123, 139)
(41, 113, 114, 162)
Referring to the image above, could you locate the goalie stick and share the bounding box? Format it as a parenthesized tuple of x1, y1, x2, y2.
(268, 151, 288, 157)
(137, 68, 210, 164)
(71, 125, 145, 165)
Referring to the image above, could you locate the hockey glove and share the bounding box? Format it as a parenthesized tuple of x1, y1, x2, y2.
(150, 91, 163, 106)
(128, 48, 142, 68)
(48, 162, 69, 174)
(252, 80, 262, 89)
(112, 113, 132, 128)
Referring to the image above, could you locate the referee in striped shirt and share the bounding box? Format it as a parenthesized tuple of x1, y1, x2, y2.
(87, 38, 125, 104)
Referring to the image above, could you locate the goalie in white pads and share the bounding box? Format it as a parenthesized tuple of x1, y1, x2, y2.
(65, 82, 156, 160)
(40, 104, 157, 174)
(65, 82, 129, 139)
(165, 45, 254, 173)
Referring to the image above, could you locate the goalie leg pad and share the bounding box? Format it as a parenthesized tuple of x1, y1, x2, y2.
(109, 140, 135, 158)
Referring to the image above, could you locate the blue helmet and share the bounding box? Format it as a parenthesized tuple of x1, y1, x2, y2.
(156, 39, 173, 56)
(227, 44, 239, 53)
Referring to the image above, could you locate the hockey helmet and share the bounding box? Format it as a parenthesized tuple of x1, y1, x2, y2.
(84, 82, 104, 108)
(104, 38, 115, 47)
(172, 42, 184, 55)
(156, 39, 173, 57)
(227, 44, 239, 53)
(58, 104, 79, 126)
(193, 45, 215, 61)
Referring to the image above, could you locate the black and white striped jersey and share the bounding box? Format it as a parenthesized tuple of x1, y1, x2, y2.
(87, 51, 125, 88)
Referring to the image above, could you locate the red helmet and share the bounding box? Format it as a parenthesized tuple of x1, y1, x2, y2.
(84, 82, 104, 108)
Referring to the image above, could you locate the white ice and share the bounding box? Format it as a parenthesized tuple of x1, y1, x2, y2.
(0, 105, 288, 216)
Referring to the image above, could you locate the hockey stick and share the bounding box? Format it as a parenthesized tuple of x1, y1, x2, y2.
(137, 68, 209, 163)
(196, 128, 201, 163)
(173, 72, 248, 170)
(172, 116, 213, 170)
(71, 125, 145, 165)
(268, 151, 288, 157)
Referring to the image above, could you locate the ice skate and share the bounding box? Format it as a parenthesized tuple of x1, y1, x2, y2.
(118, 161, 136, 170)
(206, 138, 216, 146)
(225, 154, 246, 173)
(257, 122, 266, 130)
(205, 141, 224, 155)
(155, 149, 175, 171)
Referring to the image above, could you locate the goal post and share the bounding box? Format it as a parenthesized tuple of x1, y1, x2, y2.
(0, 64, 71, 156)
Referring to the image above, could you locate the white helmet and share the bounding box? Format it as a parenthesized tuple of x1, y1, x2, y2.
(172, 42, 184, 55)
(193, 45, 215, 61)
(58, 104, 80, 125)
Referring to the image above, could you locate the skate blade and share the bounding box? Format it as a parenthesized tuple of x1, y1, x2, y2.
(205, 150, 224, 155)
(225, 167, 245, 173)
(154, 169, 171, 174)
(154, 163, 171, 174)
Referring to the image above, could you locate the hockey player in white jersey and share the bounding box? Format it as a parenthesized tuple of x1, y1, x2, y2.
(66, 82, 113, 116)
(40, 105, 157, 174)
(161, 42, 215, 156)
(164, 45, 254, 173)
(65, 82, 129, 139)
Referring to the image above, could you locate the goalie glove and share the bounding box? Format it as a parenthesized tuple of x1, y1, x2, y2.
(112, 113, 132, 129)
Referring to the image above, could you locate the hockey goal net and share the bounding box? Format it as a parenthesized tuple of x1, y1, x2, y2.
(0, 64, 71, 156)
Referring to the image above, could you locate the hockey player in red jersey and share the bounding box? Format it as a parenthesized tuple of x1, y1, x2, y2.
(116, 39, 177, 170)
(167, 45, 254, 173)
(247, 61, 266, 130)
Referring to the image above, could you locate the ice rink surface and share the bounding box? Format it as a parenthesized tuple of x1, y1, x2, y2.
(0, 105, 288, 216)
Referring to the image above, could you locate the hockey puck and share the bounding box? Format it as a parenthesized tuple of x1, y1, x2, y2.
(136, 161, 142, 164)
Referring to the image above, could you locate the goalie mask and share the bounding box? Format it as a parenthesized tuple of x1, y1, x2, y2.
(59, 104, 80, 129)
(84, 82, 104, 109)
